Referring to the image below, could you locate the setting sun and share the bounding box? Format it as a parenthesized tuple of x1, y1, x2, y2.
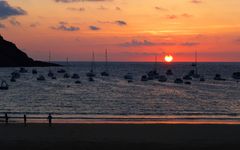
(165, 55, 173, 63)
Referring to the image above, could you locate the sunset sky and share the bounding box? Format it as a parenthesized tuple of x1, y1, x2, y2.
(1, 0, 240, 62)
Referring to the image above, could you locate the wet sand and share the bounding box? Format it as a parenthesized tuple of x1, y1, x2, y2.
(1, 123, 240, 150)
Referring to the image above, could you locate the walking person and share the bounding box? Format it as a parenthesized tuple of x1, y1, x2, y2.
(5, 113, 9, 125)
(47, 113, 53, 127)
(24, 114, 27, 127)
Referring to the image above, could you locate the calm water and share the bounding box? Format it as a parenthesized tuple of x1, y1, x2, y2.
(0, 62, 240, 123)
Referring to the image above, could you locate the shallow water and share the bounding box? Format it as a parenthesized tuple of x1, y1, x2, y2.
(0, 62, 240, 123)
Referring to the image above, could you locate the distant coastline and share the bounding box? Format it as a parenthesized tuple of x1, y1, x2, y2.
(0, 35, 60, 67)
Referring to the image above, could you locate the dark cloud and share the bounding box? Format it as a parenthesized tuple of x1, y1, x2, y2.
(89, 25, 100, 30)
(0, 1, 27, 20)
(191, 0, 202, 4)
(180, 42, 200, 46)
(98, 20, 127, 26)
(115, 20, 127, 26)
(155, 6, 168, 11)
(0, 23, 5, 28)
(165, 14, 193, 19)
(119, 39, 175, 47)
(120, 51, 165, 56)
(55, 0, 111, 3)
(9, 18, 21, 26)
(67, 7, 85, 11)
(51, 22, 80, 31)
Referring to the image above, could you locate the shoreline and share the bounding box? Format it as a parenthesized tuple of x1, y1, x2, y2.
(1, 123, 240, 149)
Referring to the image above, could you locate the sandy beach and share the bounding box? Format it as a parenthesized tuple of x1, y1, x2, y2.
(0, 123, 240, 150)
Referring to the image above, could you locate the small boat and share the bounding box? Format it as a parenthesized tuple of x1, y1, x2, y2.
(37, 75, 46, 81)
(48, 71, 54, 77)
(185, 81, 191, 85)
(57, 69, 66, 73)
(141, 75, 148, 81)
(200, 76, 205, 82)
(10, 76, 16, 82)
(166, 69, 173, 76)
(101, 49, 110, 77)
(52, 76, 57, 80)
(188, 70, 195, 76)
(71, 74, 80, 79)
(124, 73, 133, 80)
(147, 70, 159, 80)
(32, 69, 38, 74)
(232, 72, 240, 80)
(174, 78, 183, 84)
(87, 70, 96, 77)
(88, 77, 94, 82)
(63, 73, 70, 78)
(75, 80, 81, 84)
(214, 74, 226, 81)
(158, 75, 167, 82)
(11, 71, 20, 79)
(19, 67, 28, 73)
(128, 79, 133, 83)
(0, 81, 9, 90)
(183, 75, 192, 80)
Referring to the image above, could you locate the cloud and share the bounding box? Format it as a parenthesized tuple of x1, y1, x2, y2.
(89, 25, 100, 30)
(98, 5, 107, 10)
(115, 20, 127, 26)
(30, 22, 40, 28)
(180, 42, 200, 46)
(166, 15, 178, 19)
(51, 22, 80, 31)
(119, 39, 175, 47)
(0, 23, 5, 28)
(165, 14, 193, 19)
(115, 7, 121, 11)
(55, 0, 111, 3)
(155, 6, 168, 11)
(0, 1, 27, 20)
(67, 7, 85, 11)
(181, 13, 192, 18)
(191, 0, 202, 4)
(9, 18, 21, 26)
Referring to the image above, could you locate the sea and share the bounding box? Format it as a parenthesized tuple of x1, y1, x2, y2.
(0, 62, 240, 124)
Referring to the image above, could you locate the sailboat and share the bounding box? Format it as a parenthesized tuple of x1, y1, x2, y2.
(147, 55, 159, 80)
(0, 80, 8, 90)
(86, 51, 96, 78)
(101, 49, 109, 76)
(193, 50, 200, 78)
(63, 57, 70, 78)
(47, 50, 54, 78)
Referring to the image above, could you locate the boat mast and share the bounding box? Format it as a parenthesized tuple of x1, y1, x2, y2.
(154, 55, 158, 71)
(91, 51, 95, 72)
(105, 49, 108, 72)
(195, 50, 198, 75)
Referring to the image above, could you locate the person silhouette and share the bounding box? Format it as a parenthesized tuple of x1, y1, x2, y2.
(5, 113, 9, 125)
(24, 114, 27, 127)
(47, 114, 53, 127)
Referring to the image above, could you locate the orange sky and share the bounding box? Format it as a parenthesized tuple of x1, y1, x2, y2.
(1, 0, 240, 62)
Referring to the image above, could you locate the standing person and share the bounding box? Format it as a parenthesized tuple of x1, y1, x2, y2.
(47, 114, 53, 127)
(24, 114, 27, 127)
(5, 113, 9, 125)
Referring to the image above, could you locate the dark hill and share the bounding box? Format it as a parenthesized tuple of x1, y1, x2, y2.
(0, 35, 60, 67)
